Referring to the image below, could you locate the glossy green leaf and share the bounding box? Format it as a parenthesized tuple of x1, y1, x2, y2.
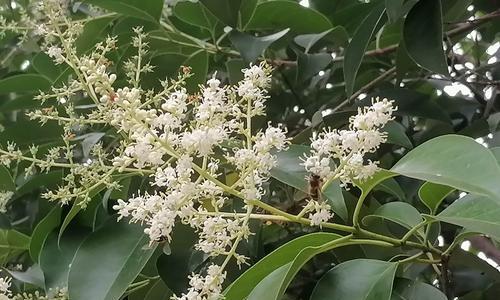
(489, 146, 500, 163)
(294, 29, 333, 53)
(392, 135, 500, 200)
(40, 229, 89, 293)
(355, 169, 397, 195)
(0, 230, 30, 264)
(395, 42, 419, 83)
(385, 0, 404, 23)
(7, 265, 44, 287)
(384, 121, 412, 149)
(32, 53, 61, 82)
(363, 202, 423, 231)
(0, 166, 14, 192)
(270, 144, 347, 220)
(58, 173, 133, 241)
(247, 1, 332, 33)
(229, 29, 289, 62)
(374, 177, 405, 201)
(391, 278, 447, 300)
(403, 0, 449, 75)
(75, 16, 116, 54)
(68, 220, 156, 300)
(199, 0, 257, 29)
(448, 248, 500, 296)
(0, 74, 51, 93)
(226, 59, 246, 84)
(144, 280, 172, 300)
(17, 171, 63, 197)
(294, 27, 349, 53)
(156, 225, 197, 295)
(173, 2, 218, 31)
(183, 50, 209, 92)
(84, 0, 163, 22)
(435, 194, 500, 240)
(344, 4, 386, 96)
(311, 259, 398, 300)
(30, 206, 62, 262)
(224, 232, 342, 299)
(418, 182, 454, 214)
(297, 53, 332, 82)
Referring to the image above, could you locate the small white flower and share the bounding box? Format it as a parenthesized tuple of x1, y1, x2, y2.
(307, 200, 332, 226)
(0, 276, 11, 296)
(0, 191, 13, 213)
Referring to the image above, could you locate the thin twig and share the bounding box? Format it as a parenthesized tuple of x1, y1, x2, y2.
(332, 67, 396, 113)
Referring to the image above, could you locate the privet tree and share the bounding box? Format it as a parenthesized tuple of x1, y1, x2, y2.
(0, 0, 499, 299)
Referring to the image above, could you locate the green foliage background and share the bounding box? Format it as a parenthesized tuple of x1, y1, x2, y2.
(0, 0, 500, 299)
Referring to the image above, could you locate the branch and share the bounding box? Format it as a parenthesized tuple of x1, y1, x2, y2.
(332, 67, 396, 113)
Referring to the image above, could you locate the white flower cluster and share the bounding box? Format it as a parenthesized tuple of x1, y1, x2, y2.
(109, 63, 287, 299)
(303, 98, 396, 186)
(0, 191, 13, 213)
(173, 264, 226, 300)
(0, 277, 11, 298)
(306, 200, 332, 226)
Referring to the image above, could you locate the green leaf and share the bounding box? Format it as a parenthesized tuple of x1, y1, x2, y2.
(489, 146, 500, 164)
(391, 278, 447, 300)
(270, 144, 310, 192)
(144, 280, 172, 300)
(0, 230, 30, 264)
(374, 177, 405, 201)
(383, 121, 412, 149)
(295, 27, 349, 53)
(32, 53, 61, 82)
(68, 219, 156, 300)
(17, 171, 63, 197)
(403, 0, 449, 75)
(58, 173, 134, 241)
(247, 1, 332, 33)
(448, 248, 500, 296)
(344, 4, 386, 96)
(226, 59, 246, 84)
(229, 29, 289, 63)
(270, 144, 347, 220)
(173, 2, 218, 31)
(156, 225, 197, 295)
(183, 50, 209, 92)
(294, 29, 332, 53)
(322, 178, 348, 222)
(199, 0, 257, 29)
(84, 0, 163, 22)
(0, 74, 51, 93)
(311, 259, 398, 300)
(395, 38, 419, 83)
(30, 206, 62, 262)
(435, 194, 500, 240)
(224, 232, 342, 300)
(363, 202, 423, 231)
(355, 169, 397, 195)
(391, 135, 500, 200)
(7, 265, 44, 287)
(418, 182, 454, 214)
(0, 166, 15, 192)
(75, 16, 116, 54)
(40, 229, 89, 293)
(296, 53, 332, 82)
(385, 0, 404, 23)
